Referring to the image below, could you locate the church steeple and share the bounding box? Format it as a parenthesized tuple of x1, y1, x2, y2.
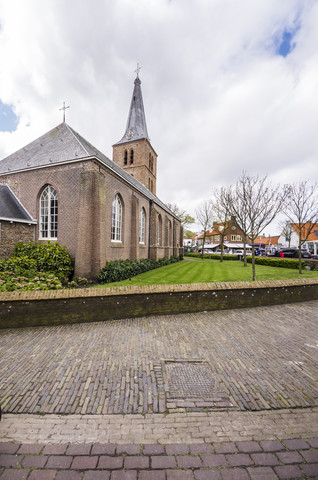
(113, 73, 158, 195)
(115, 75, 149, 145)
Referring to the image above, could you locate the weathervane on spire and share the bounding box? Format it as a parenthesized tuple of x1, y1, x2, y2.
(135, 62, 142, 77)
(59, 101, 70, 122)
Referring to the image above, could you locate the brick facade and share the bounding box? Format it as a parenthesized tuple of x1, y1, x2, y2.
(0, 221, 35, 258)
(0, 157, 182, 278)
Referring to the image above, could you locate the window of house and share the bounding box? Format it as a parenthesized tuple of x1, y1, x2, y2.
(111, 194, 122, 242)
(157, 214, 162, 245)
(231, 235, 236, 241)
(130, 149, 134, 164)
(39, 185, 58, 239)
(237, 235, 242, 241)
(139, 208, 145, 244)
(124, 150, 128, 165)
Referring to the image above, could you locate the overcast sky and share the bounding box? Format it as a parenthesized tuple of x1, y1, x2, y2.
(0, 0, 317, 235)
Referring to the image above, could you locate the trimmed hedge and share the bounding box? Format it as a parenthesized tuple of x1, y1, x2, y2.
(185, 253, 238, 261)
(96, 256, 182, 284)
(246, 257, 307, 269)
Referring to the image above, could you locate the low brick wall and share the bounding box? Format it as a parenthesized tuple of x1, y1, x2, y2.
(1, 278, 317, 329)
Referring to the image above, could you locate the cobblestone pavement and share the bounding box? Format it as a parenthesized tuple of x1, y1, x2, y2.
(1, 301, 318, 415)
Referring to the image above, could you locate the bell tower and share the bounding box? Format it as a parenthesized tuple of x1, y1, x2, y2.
(113, 73, 157, 195)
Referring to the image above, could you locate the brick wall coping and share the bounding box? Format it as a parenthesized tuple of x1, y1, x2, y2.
(1, 277, 318, 302)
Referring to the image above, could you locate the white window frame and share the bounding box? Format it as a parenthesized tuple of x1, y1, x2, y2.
(111, 194, 122, 242)
(39, 185, 58, 240)
(139, 208, 145, 244)
(157, 214, 162, 245)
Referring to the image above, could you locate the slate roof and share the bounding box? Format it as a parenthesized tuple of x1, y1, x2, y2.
(114, 75, 150, 145)
(0, 184, 36, 223)
(0, 123, 177, 219)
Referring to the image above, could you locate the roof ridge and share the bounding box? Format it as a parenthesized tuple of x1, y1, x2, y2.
(64, 123, 90, 157)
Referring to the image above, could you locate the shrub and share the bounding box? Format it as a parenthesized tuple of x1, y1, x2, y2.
(13, 242, 73, 282)
(184, 253, 238, 261)
(246, 257, 306, 269)
(96, 256, 181, 284)
(0, 271, 62, 292)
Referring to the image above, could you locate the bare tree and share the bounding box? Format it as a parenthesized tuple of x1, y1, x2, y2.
(279, 220, 294, 248)
(195, 200, 214, 259)
(231, 172, 286, 281)
(166, 203, 195, 230)
(227, 183, 250, 267)
(211, 187, 232, 262)
(284, 181, 318, 273)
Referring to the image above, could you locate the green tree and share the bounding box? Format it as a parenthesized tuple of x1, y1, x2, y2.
(166, 203, 195, 230)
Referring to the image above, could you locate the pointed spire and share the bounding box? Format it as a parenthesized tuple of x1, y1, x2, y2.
(115, 73, 150, 145)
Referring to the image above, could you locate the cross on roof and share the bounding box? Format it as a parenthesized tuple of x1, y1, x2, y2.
(59, 101, 70, 122)
(135, 62, 142, 77)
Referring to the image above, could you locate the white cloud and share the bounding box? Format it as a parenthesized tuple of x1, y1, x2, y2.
(0, 0, 317, 235)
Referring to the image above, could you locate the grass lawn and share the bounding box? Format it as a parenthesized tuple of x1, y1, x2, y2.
(96, 258, 318, 287)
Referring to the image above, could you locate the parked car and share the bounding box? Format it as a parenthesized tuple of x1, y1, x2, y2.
(275, 248, 311, 258)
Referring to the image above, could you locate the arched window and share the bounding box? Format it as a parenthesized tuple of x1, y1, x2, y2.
(167, 219, 172, 246)
(39, 185, 58, 239)
(130, 149, 134, 164)
(157, 214, 162, 245)
(139, 208, 146, 244)
(111, 194, 122, 242)
(124, 150, 128, 165)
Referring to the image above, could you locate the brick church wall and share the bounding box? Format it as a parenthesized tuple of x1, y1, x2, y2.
(0, 221, 35, 259)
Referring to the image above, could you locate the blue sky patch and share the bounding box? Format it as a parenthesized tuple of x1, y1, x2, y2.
(275, 26, 299, 57)
(0, 101, 19, 132)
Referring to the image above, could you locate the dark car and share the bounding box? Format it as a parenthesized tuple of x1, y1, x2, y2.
(277, 248, 311, 258)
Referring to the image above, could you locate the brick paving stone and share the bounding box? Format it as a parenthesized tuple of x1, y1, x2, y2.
(66, 444, 92, 455)
(71, 455, 98, 469)
(98, 455, 124, 469)
(201, 454, 227, 467)
(177, 454, 203, 468)
(0, 443, 20, 454)
(307, 438, 318, 448)
(28, 471, 56, 480)
(17, 444, 44, 454)
(151, 455, 177, 469)
(42, 444, 68, 455)
(21, 454, 48, 468)
(142, 444, 165, 455)
(55, 472, 83, 480)
(110, 472, 137, 480)
(226, 453, 254, 467)
(251, 453, 279, 466)
(92, 443, 116, 455)
(247, 467, 278, 479)
(274, 464, 303, 479)
(236, 441, 262, 452)
(220, 468, 250, 480)
(0, 454, 23, 467)
(139, 472, 166, 480)
(46, 455, 73, 469)
(214, 443, 238, 454)
(283, 439, 310, 450)
(260, 441, 285, 452)
(1, 470, 29, 480)
(194, 471, 222, 480)
(124, 455, 149, 469)
(276, 451, 304, 464)
(166, 471, 194, 479)
(301, 463, 318, 476)
(116, 445, 141, 455)
(300, 449, 318, 463)
(166, 444, 189, 455)
(84, 471, 111, 480)
(190, 443, 214, 454)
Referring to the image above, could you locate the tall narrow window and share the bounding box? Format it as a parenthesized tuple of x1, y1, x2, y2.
(39, 185, 58, 239)
(157, 214, 162, 245)
(139, 208, 145, 244)
(111, 194, 122, 241)
(130, 149, 134, 164)
(124, 150, 128, 165)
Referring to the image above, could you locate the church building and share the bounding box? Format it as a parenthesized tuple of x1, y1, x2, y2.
(0, 74, 183, 278)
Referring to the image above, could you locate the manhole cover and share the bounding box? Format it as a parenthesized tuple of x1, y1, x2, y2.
(165, 361, 215, 398)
